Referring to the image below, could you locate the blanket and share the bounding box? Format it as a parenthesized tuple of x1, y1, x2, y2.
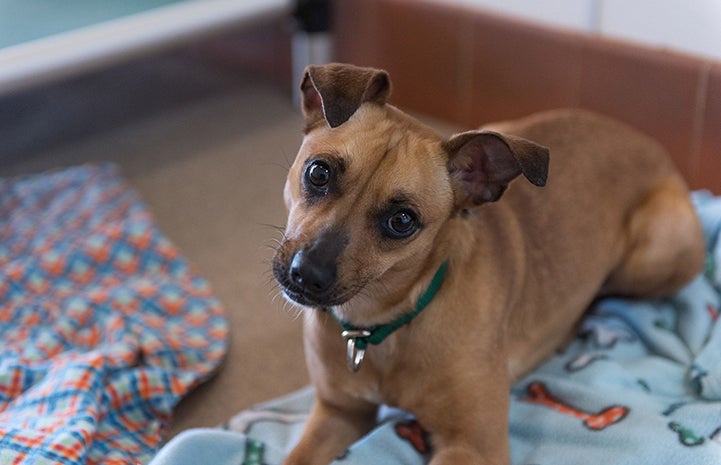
(150, 192, 721, 465)
(0, 164, 228, 464)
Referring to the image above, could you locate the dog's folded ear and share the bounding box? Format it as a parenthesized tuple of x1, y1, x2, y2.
(444, 130, 549, 207)
(301, 63, 391, 130)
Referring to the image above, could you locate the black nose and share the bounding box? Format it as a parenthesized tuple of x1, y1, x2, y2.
(289, 249, 336, 295)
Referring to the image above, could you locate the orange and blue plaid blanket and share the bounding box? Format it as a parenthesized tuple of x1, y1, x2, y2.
(0, 163, 228, 464)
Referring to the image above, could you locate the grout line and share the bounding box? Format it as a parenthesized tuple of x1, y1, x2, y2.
(574, 29, 589, 110)
(457, 14, 475, 127)
(690, 61, 711, 186)
(588, 0, 604, 35)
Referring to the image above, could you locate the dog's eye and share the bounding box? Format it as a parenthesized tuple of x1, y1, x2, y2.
(384, 209, 418, 239)
(305, 161, 331, 188)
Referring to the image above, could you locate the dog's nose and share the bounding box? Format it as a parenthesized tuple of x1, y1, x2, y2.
(289, 249, 336, 295)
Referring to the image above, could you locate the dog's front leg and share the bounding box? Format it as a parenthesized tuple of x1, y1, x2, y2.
(283, 393, 377, 465)
(428, 400, 511, 465)
(418, 366, 512, 465)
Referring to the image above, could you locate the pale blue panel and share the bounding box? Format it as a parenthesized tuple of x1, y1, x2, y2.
(0, 0, 192, 48)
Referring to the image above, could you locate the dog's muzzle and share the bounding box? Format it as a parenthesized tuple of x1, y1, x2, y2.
(289, 248, 336, 295)
(273, 228, 348, 307)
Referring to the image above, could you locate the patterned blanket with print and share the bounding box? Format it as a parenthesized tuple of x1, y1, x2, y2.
(151, 191, 721, 465)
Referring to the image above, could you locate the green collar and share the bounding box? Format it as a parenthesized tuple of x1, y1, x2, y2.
(330, 260, 449, 372)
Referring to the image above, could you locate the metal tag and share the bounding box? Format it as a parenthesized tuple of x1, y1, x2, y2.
(341, 329, 371, 372)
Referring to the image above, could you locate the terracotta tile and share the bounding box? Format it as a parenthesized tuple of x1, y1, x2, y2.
(335, 0, 469, 124)
(468, 13, 585, 126)
(578, 39, 702, 183)
(333, 0, 384, 66)
(333, 0, 709, 190)
(695, 63, 721, 193)
(197, 19, 292, 86)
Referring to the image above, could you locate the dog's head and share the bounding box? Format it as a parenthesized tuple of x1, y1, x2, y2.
(272, 63, 548, 316)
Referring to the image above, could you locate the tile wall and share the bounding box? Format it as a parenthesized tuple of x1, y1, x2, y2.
(333, 0, 721, 192)
(446, 0, 721, 62)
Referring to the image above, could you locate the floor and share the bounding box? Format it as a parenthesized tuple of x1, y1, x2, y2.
(0, 50, 312, 435)
(0, 47, 460, 437)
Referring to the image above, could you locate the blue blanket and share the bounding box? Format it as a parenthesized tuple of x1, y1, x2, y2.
(151, 192, 721, 465)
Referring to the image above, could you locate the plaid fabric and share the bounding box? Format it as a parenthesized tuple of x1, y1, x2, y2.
(0, 164, 228, 464)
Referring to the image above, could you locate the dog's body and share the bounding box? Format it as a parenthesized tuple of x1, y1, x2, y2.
(272, 64, 704, 465)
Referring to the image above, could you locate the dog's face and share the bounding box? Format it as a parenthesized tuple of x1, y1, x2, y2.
(274, 103, 454, 310)
(272, 64, 549, 314)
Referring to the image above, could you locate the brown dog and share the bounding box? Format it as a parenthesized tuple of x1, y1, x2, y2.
(272, 63, 705, 465)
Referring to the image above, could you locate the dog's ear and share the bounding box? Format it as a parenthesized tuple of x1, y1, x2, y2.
(444, 130, 549, 207)
(300, 63, 391, 129)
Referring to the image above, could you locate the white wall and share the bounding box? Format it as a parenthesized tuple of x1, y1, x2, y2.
(447, 0, 721, 62)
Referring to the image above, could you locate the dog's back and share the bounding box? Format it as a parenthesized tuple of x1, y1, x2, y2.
(481, 109, 704, 377)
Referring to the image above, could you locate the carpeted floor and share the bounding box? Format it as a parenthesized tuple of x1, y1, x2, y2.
(0, 49, 460, 438)
(0, 50, 310, 436)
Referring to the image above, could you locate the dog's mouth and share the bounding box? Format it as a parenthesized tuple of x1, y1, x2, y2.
(281, 286, 337, 307)
(272, 260, 357, 308)
(277, 279, 354, 308)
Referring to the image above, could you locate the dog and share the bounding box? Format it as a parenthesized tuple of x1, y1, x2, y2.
(271, 63, 705, 465)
